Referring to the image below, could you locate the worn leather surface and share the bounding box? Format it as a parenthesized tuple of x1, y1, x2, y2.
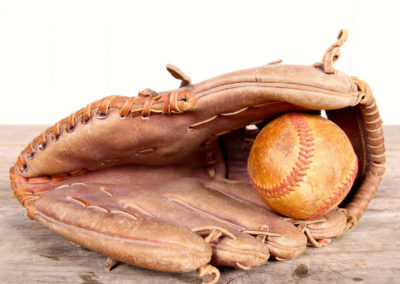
(248, 113, 358, 220)
(9, 30, 385, 283)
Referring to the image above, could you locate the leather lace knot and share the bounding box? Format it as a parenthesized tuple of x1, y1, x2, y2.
(162, 89, 196, 115)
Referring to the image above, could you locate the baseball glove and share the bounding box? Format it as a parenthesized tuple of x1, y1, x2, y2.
(10, 30, 385, 283)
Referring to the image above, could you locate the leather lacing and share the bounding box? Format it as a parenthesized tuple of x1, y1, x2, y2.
(17, 88, 196, 174)
(342, 77, 386, 229)
(197, 264, 220, 284)
(313, 29, 348, 74)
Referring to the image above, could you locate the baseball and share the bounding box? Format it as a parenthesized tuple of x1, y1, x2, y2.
(248, 112, 358, 220)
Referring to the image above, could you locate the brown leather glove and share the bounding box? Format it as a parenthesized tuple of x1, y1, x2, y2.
(10, 30, 385, 284)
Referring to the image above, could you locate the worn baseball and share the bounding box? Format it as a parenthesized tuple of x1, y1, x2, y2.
(248, 112, 358, 220)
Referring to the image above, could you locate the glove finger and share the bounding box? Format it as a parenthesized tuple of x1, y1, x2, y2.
(94, 182, 271, 270)
(199, 178, 307, 260)
(132, 175, 306, 261)
(300, 208, 347, 248)
(16, 167, 306, 263)
(305, 208, 347, 239)
(32, 181, 271, 270)
(205, 178, 346, 250)
(31, 183, 212, 273)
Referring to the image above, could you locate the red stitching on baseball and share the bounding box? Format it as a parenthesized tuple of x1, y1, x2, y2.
(308, 160, 358, 220)
(250, 113, 315, 199)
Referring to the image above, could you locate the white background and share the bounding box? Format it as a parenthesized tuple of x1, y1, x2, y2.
(0, 0, 399, 124)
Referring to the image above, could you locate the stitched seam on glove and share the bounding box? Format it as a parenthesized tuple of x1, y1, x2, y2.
(196, 82, 356, 98)
(35, 210, 208, 253)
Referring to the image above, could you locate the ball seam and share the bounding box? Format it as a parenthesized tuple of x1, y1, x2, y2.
(250, 113, 315, 199)
(307, 160, 358, 219)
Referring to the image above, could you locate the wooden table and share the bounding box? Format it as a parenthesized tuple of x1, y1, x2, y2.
(1, 125, 399, 283)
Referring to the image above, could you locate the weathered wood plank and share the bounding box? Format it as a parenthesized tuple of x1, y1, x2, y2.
(1, 125, 399, 284)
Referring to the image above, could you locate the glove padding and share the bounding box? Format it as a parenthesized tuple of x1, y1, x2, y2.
(10, 30, 385, 283)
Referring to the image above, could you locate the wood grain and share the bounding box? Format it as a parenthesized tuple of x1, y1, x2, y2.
(1, 125, 399, 284)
